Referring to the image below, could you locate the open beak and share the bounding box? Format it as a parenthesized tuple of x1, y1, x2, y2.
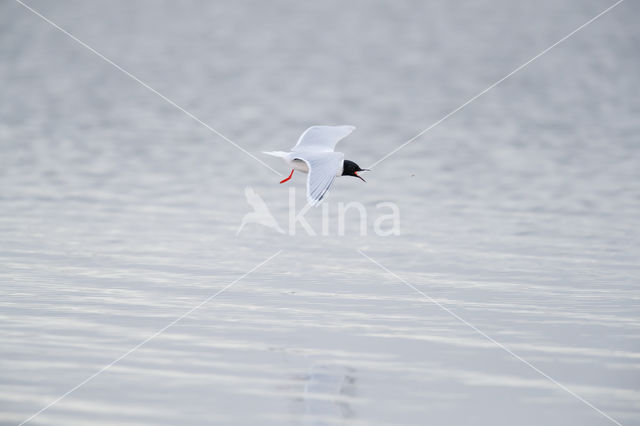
(354, 171, 366, 182)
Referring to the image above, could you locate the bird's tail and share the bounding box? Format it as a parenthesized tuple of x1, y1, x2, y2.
(262, 151, 289, 158)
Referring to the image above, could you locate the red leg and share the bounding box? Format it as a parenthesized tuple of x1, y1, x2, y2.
(280, 169, 294, 184)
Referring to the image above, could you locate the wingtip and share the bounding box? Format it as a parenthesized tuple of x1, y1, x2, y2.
(306, 197, 322, 207)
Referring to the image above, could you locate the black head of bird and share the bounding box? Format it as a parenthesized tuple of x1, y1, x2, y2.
(342, 160, 369, 182)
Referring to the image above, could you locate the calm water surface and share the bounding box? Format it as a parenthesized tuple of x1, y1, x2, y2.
(1, 0, 639, 425)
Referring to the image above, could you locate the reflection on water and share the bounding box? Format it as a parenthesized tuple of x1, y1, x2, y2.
(302, 364, 356, 424)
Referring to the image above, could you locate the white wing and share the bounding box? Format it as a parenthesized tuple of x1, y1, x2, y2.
(292, 125, 355, 153)
(294, 151, 344, 205)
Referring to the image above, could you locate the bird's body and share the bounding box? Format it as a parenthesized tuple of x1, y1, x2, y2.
(290, 159, 318, 174)
(264, 125, 368, 205)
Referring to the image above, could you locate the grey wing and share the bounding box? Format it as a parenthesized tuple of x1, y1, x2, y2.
(292, 125, 356, 153)
(296, 152, 344, 206)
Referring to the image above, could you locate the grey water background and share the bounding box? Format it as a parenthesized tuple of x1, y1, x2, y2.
(1, 0, 639, 424)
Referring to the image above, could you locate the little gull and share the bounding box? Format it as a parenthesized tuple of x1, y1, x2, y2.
(264, 125, 369, 205)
